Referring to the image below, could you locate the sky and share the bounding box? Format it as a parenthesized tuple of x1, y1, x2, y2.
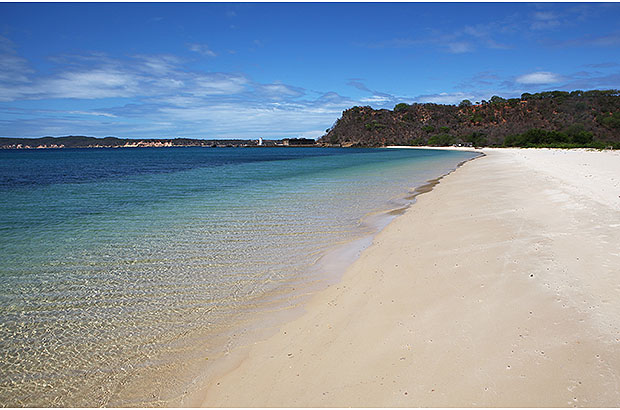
(1, 2, 619, 140)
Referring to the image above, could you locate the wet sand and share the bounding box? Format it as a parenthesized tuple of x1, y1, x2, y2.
(199, 148, 620, 407)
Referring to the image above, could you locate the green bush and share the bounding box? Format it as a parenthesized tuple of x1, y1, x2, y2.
(427, 134, 455, 146)
(470, 113, 484, 123)
(503, 128, 597, 148)
(409, 137, 426, 146)
(402, 113, 417, 122)
(394, 103, 409, 112)
(490, 95, 506, 105)
(465, 132, 488, 147)
(364, 121, 386, 131)
(599, 112, 620, 129)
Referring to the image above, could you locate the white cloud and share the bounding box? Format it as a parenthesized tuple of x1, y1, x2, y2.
(257, 83, 305, 98)
(361, 17, 515, 54)
(533, 11, 557, 21)
(297, 130, 323, 139)
(584, 62, 619, 68)
(67, 110, 117, 118)
(155, 102, 345, 138)
(558, 33, 620, 48)
(0, 40, 449, 139)
(42, 69, 142, 99)
(135, 54, 182, 75)
(347, 79, 372, 92)
(360, 95, 391, 103)
(191, 73, 249, 96)
(0, 54, 33, 83)
(516, 71, 562, 84)
(530, 10, 562, 30)
(415, 92, 477, 105)
(448, 42, 473, 54)
(154, 95, 204, 108)
(188, 43, 217, 57)
(0, 35, 34, 84)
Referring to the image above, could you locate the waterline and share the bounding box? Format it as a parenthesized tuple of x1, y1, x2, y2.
(0, 147, 479, 406)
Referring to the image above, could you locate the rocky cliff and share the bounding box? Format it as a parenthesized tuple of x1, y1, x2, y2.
(319, 90, 620, 148)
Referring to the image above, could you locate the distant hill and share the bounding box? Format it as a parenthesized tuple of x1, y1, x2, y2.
(0, 136, 273, 149)
(319, 90, 620, 148)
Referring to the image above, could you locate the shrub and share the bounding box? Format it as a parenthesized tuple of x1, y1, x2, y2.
(427, 134, 455, 146)
(490, 95, 506, 105)
(503, 128, 596, 148)
(470, 113, 484, 123)
(458, 99, 472, 108)
(394, 103, 409, 112)
(465, 132, 488, 147)
(402, 113, 417, 122)
(409, 137, 426, 146)
(599, 112, 620, 129)
(365, 121, 386, 131)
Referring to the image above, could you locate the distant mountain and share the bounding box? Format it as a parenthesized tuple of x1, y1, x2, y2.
(319, 90, 620, 148)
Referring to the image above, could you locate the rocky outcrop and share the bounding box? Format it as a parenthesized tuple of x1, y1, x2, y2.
(319, 90, 620, 147)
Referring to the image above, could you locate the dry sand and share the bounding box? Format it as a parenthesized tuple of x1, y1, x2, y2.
(199, 148, 620, 407)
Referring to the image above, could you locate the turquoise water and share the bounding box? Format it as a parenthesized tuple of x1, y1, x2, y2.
(0, 147, 478, 406)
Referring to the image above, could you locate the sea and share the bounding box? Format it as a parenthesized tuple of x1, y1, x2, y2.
(0, 146, 478, 406)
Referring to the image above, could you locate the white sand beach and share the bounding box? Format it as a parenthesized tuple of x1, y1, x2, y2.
(199, 148, 620, 407)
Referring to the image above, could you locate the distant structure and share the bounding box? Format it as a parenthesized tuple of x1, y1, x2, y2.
(258, 137, 263, 146)
(282, 138, 316, 146)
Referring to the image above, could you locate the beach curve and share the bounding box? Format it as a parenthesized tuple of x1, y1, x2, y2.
(197, 147, 620, 407)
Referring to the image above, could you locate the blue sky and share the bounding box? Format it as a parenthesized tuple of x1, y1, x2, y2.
(1, 2, 619, 139)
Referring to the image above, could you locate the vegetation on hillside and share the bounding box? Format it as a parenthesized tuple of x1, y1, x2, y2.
(319, 89, 620, 148)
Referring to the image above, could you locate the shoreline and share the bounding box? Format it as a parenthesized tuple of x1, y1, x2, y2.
(198, 147, 620, 407)
(0, 146, 479, 407)
(174, 148, 482, 406)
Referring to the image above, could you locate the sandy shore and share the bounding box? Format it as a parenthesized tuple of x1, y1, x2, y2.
(199, 148, 620, 407)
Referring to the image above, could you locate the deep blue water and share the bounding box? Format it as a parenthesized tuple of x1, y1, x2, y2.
(0, 147, 357, 188)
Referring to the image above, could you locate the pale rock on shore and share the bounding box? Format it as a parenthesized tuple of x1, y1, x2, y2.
(199, 148, 620, 407)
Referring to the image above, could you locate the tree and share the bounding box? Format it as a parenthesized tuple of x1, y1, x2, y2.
(571, 131, 593, 145)
(458, 99, 472, 108)
(599, 112, 620, 129)
(394, 103, 409, 112)
(409, 137, 425, 146)
(490, 95, 506, 105)
(466, 132, 488, 147)
(427, 134, 455, 146)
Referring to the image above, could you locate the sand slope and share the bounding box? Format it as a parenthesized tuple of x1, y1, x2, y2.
(200, 148, 620, 407)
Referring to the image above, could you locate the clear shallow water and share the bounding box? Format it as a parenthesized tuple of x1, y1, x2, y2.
(0, 147, 478, 406)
